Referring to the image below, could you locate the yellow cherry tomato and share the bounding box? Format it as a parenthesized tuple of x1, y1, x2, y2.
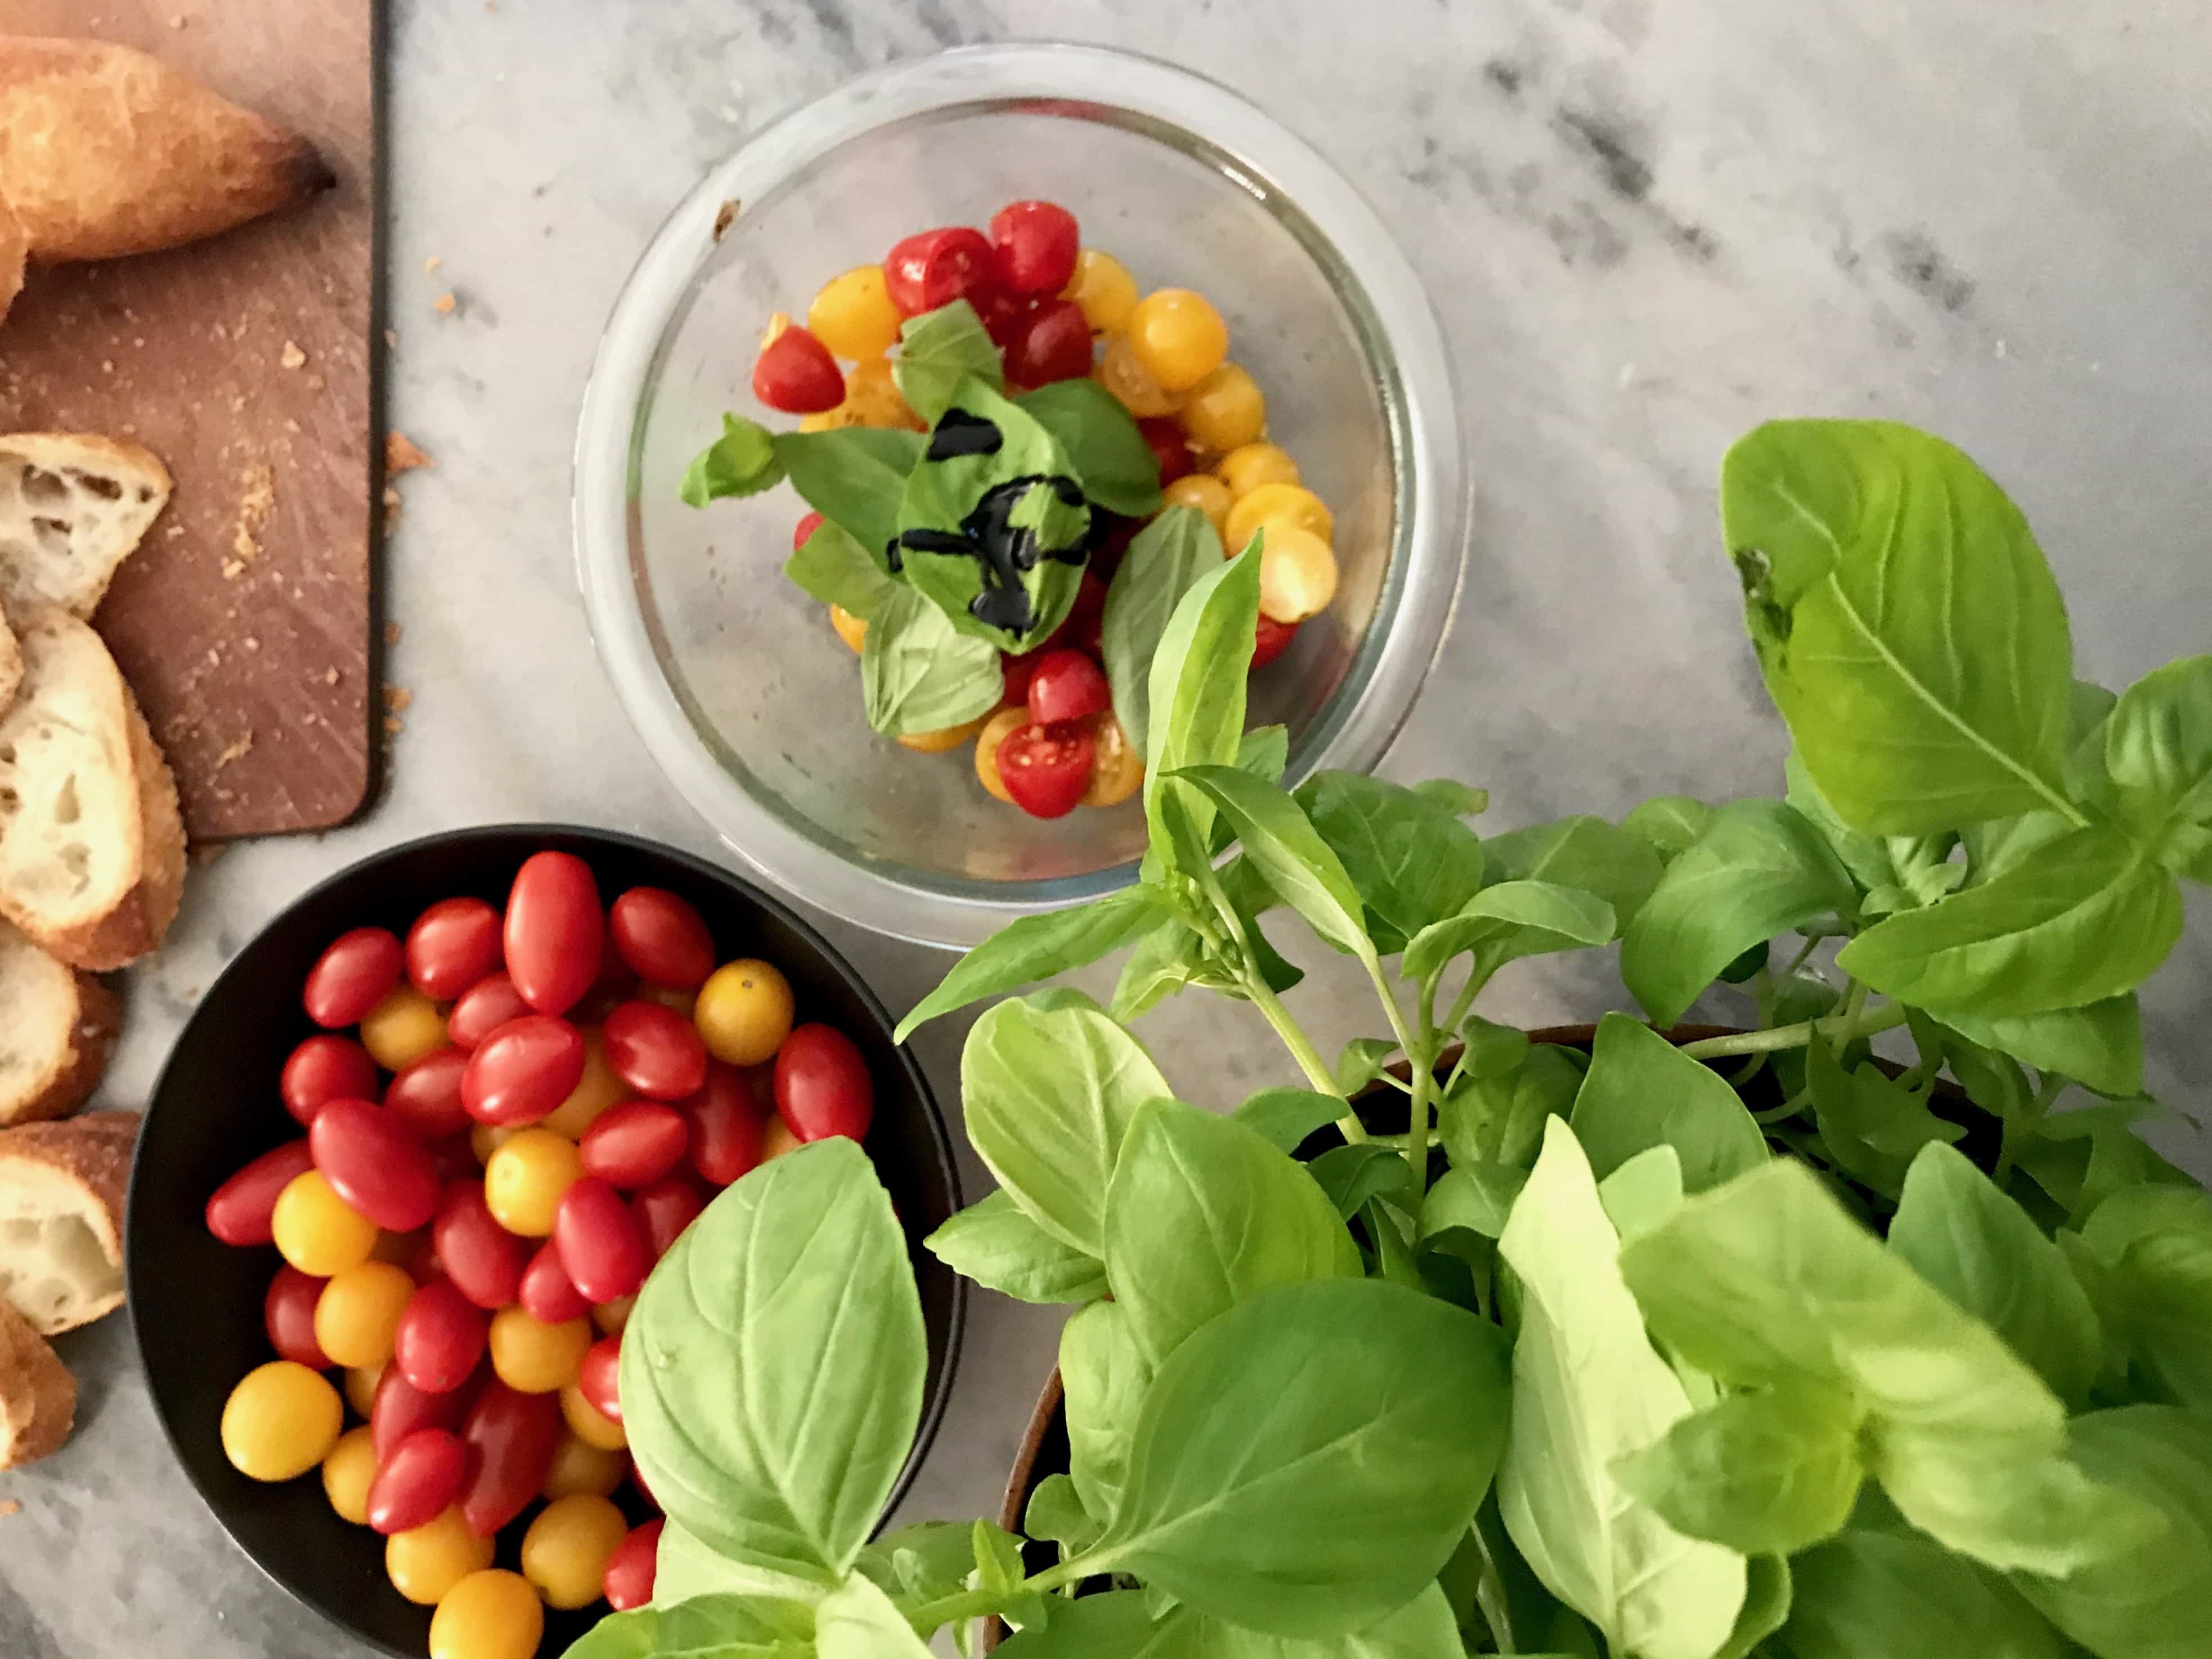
(222, 1360, 343, 1482)
(895, 711, 989, 755)
(693, 959, 795, 1068)
(1216, 442, 1301, 497)
(635, 982, 697, 1016)
(806, 264, 902, 359)
(829, 604, 868, 653)
(973, 706, 1027, 805)
(521, 1494, 630, 1611)
(1082, 712, 1144, 808)
(1096, 333, 1179, 418)
(1224, 482, 1334, 556)
(323, 1424, 379, 1525)
(841, 356, 925, 431)
(1162, 474, 1233, 536)
(1258, 522, 1340, 624)
(313, 1261, 416, 1370)
(1127, 289, 1228, 392)
(762, 1115, 804, 1163)
(1062, 248, 1138, 333)
(560, 1383, 627, 1452)
(759, 310, 792, 351)
(430, 1568, 543, 1659)
(272, 1171, 379, 1277)
(484, 1128, 582, 1238)
(591, 1295, 635, 1338)
(797, 405, 860, 433)
(489, 1305, 592, 1395)
(542, 1431, 629, 1501)
(1177, 362, 1266, 452)
(344, 1361, 385, 1419)
(389, 1508, 496, 1607)
(470, 1122, 518, 1165)
(360, 985, 447, 1071)
(543, 1030, 628, 1141)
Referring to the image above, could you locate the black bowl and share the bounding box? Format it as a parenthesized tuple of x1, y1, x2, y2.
(127, 824, 966, 1658)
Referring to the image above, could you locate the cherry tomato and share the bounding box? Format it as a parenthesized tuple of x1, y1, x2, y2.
(281, 1036, 379, 1128)
(1004, 298, 1093, 389)
(603, 1518, 663, 1611)
(577, 1337, 622, 1425)
(207, 1139, 315, 1247)
(692, 960, 794, 1068)
(324, 1425, 378, 1524)
(977, 286, 1036, 350)
(1001, 651, 1040, 707)
(995, 721, 1095, 819)
(272, 1171, 380, 1276)
(989, 199, 1080, 296)
(303, 928, 405, 1029)
(461, 1015, 586, 1126)
(373, 1362, 472, 1462)
(522, 1493, 630, 1610)
(446, 972, 531, 1050)
(503, 852, 603, 1017)
(394, 1279, 490, 1395)
(602, 1001, 708, 1101)
(792, 510, 823, 551)
(1026, 648, 1110, 725)
(542, 1430, 628, 1499)
(773, 1025, 874, 1144)
(1139, 417, 1194, 486)
(432, 1180, 527, 1311)
(457, 1381, 562, 1536)
(574, 913, 639, 1024)
(1081, 710, 1144, 808)
(384, 1048, 473, 1142)
(314, 1261, 416, 1369)
(430, 1568, 542, 1659)
(361, 986, 450, 1072)
(553, 1178, 650, 1306)
(630, 1175, 706, 1262)
(369, 1428, 469, 1536)
(265, 1265, 333, 1369)
(973, 706, 1026, 805)
(222, 1361, 343, 1482)
(488, 1305, 591, 1395)
(543, 1030, 631, 1140)
(1251, 613, 1298, 670)
(309, 1098, 440, 1232)
(752, 324, 844, 414)
(580, 1101, 689, 1189)
(609, 888, 716, 990)
(387, 1508, 495, 1606)
(883, 225, 998, 317)
(519, 1241, 591, 1325)
(561, 1383, 626, 1452)
(405, 898, 502, 1001)
(681, 1063, 766, 1186)
(1051, 570, 1110, 656)
(484, 1128, 584, 1237)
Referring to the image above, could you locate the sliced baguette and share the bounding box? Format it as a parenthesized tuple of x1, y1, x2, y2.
(0, 434, 173, 620)
(0, 1109, 136, 1335)
(0, 1295, 74, 1469)
(0, 610, 185, 970)
(0, 191, 23, 330)
(0, 923, 118, 1128)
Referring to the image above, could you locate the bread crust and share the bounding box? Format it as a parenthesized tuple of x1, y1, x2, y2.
(35, 689, 185, 971)
(0, 1296, 74, 1469)
(0, 968, 119, 1129)
(0, 192, 22, 330)
(0, 1109, 136, 1333)
(0, 433, 172, 621)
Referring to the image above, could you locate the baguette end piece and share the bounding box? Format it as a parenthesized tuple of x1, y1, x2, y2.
(0, 1109, 136, 1335)
(0, 1297, 74, 1469)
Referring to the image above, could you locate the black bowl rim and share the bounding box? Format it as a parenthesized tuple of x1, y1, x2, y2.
(125, 820, 967, 1655)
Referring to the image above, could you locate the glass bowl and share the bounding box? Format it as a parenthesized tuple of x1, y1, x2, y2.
(575, 42, 1464, 948)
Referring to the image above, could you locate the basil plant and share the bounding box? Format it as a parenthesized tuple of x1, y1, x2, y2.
(589, 422, 2212, 1659)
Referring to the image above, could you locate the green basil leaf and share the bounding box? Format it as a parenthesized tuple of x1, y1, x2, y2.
(814, 1574, 935, 1659)
(649, 1520, 828, 1607)
(1144, 545, 1262, 864)
(1482, 815, 1664, 927)
(1100, 1278, 1509, 1639)
(1715, 1557, 1794, 1659)
(1101, 507, 1225, 757)
(1232, 1087, 1348, 1153)
(1414, 778, 1489, 815)
(1621, 794, 1714, 862)
(621, 1140, 923, 1582)
(2071, 1185, 2212, 1411)
(1061, 1299, 1151, 1522)
(2105, 655, 2212, 873)
(1721, 419, 2077, 833)
(993, 1586, 1466, 1659)
(1332, 1037, 1399, 1097)
(1568, 1013, 1767, 1192)
(1401, 880, 1616, 988)
(2017, 1102, 2198, 1228)
(1806, 1044, 1966, 1199)
(1111, 917, 1218, 1021)
(771, 426, 923, 556)
(971, 1517, 1026, 1594)
(1595, 1142, 1686, 1242)
(1782, 1531, 2075, 1659)
(1306, 1142, 1418, 1220)
(1025, 1473, 1103, 1554)
(1786, 753, 1900, 893)
(891, 299, 1003, 425)
(1941, 998, 2144, 1097)
(1423, 1162, 1529, 1240)
(1171, 765, 1374, 959)
(924, 1189, 1108, 1306)
(681, 414, 786, 506)
(1871, 1427, 2164, 1578)
(1295, 771, 1489, 953)
(1837, 826, 2184, 1016)
(1439, 1038, 1586, 1173)
(1236, 723, 1290, 783)
(1497, 1119, 1751, 1659)
(1016, 378, 1164, 518)
(854, 1519, 975, 1602)
(895, 886, 1163, 1040)
(567, 1594, 816, 1659)
(1612, 1381, 1864, 1557)
(859, 585, 1005, 737)
(959, 997, 1170, 1256)
(1621, 800, 1858, 1027)
(783, 518, 900, 618)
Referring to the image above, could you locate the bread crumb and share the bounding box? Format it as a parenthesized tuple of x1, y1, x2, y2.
(384, 327, 398, 349)
(101, 358, 114, 373)
(382, 685, 413, 713)
(325, 668, 340, 685)
(384, 622, 404, 646)
(213, 731, 254, 769)
(433, 293, 457, 315)
(382, 484, 403, 532)
(245, 636, 261, 651)
(280, 340, 307, 369)
(0, 1499, 18, 1518)
(385, 432, 434, 474)
(383, 714, 406, 736)
(233, 460, 276, 563)
(221, 559, 245, 581)
(712, 199, 741, 242)
(169, 14, 187, 28)
(424, 255, 443, 274)
(190, 844, 228, 868)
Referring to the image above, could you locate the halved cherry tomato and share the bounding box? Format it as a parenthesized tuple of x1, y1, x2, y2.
(519, 1241, 591, 1325)
(600, 1002, 708, 1102)
(1139, 418, 1194, 486)
(580, 1102, 688, 1190)
(792, 511, 823, 551)
(630, 1175, 707, 1262)
(311, 1099, 441, 1232)
(281, 1036, 379, 1128)
(503, 853, 602, 1017)
(447, 973, 531, 1051)
(405, 898, 502, 1000)
(555, 1178, 649, 1305)
(1251, 613, 1298, 670)
(394, 1279, 490, 1395)
(989, 200, 1080, 297)
(996, 721, 1094, 819)
(303, 928, 405, 1029)
(608, 889, 716, 990)
(773, 1025, 874, 1144)
(432, 1181, 527, 1311)
(207, 1140, 316, 1247)
(602, 1518, 663, 1612)
(457, 1381, 562, 1537)
(461, 1016, 586, 1126)
(265, 1265, 333, 1369)
(372, 1362, 472, 1462)
(1004, 298, 1093, 389)
(577, 1337, 622, 1424)
(1026, 649, 1110, 725)
(680, 1064, 765, 1187)
(369, 1428, 469, 1536)
(1081, 710, 1143, 808)
(883, 226, 998, 317)
(385, 1048, 473, 1141)
(752, 324, 844, 414)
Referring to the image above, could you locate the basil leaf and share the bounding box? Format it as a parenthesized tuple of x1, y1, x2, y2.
(924, 1189, 1108, 1306)
(858, 585, 1005, 737)
(1334, 1036, 1399, 1096)
(891, 299, 1003, 425)
(894, 885, 1163, 1040)
(1143, 546, 1262, 866)
(1439, 1038, 1586, 1173)
(566, 1594, 815, 1659)
(1716, 1557, 1795, 1659)
(1941, 997, 2143, 1097)
(2013, 1102, 2197, 1228)
(1423, 1162, 1528, 1240)
(1622, 794, 1714, 862)
(1111, 917, 1218, 1021)
(1024, 1473, 1103, 1555)
(1721, 419, 2077, 832)
(1621, 800, 1859, 1027)
(771, 427, 922, 556)
(815, 1575, 935, 1659)
(1612, 1380, 1865, 1557)
(853, 1519, 976, 1601)
(649, 1519, 829, 1606)
(1806, 1043, 1966, 1199)
(1295, 771, 1489, 953)
(1596, 1142, 1686, 1242)
(1837, 825, 2183, 1016)
(1232, 1087, 1346, 1153)
(621, 1140, 923, 1582)
(1307, 1142, 1419, 1220)
(2070, 1184, 2212, 1411)
(1236, 723, 1290, 783)
(1061, 1299, 1151, 1522)
(1497, 1119, 1752, 1659)
(1873, 1431, 2164, 1579)
(680, 413, 786, 506)
(783, 518, 900, 618)
(1786, 753, 1901, 893)
(2105, 654, 2212, 875)
(1100, 1278, 1509, 1639)
(1568, 1013, 1767, 1192)
(1782, 1531, 2075, 1659)
(1414, 778, 1489, 815)
(1171, 764, 1373, 959)
(1016, 378, 1164, 517)
(1101, 507, 1224, 757)
(1482, 815, 1664, 927)
(994, 1585, 1466, 1659)
(1401, 880, 1616, 988)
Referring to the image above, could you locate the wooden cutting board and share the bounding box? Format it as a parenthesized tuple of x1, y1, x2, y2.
(0, 0, 377, 839)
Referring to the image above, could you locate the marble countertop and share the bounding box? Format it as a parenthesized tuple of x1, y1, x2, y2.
(5, 1, 2208, 1652)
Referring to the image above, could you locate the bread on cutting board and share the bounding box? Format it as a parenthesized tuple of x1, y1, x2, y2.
(0, 609, 185, 970)
(0, 1295, 73, 1469)
(0, 1109, 135, 1337)
(0, 435, 172, 622)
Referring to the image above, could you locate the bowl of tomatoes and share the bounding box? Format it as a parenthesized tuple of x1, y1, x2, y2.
(576, 42, 1465, 948)
(126, 826, 964, 1659)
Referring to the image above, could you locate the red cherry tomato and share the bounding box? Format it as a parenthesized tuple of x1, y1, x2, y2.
(1047, 570, 1109, 657)
(264, 1265, 331, 1369)
(405, 898, 503, 1001)
(309, 1098, 440, 1232)
(977, 288, 1035, 350)
(608, 888, 716, 991)
(446, 972, 532, 1050)
(461, 1015, 586, 1126)
(680, 1064, 766, 1187)
(367, 1428, 469, 1536)
(884, 226, 999, 317)
(603, 1518, 663, 1612)
(384, 1048, 473, 1141)
(456, 1380, 562, 1537)
(995, 721, 1095, 819)
(792, 511, 823, 551)
(1138, 418, 1193, 486)
(773, 1025, 874, 1144)
(989, 200, 1080, 295)
(1026, 649, 1110, 725)
(555, 1178, 650, 1306)
(1251, 613, 1298, 670)
(303, 928, 405, 1029)
(1004, 298, 1093, 389)
(580, 1101, 689, 1190)
(280, 1035, 379, 1128)
(433, 1180, 527, 1311)
(577, 1337, 622, 1424)
(519, 1240, 591, 1324)
(601, 1002, 708, 1102)
(393, 1279, 490, 1395)
(753, 324, 845, 415)
(424, 1137, 479, 1187)
(372, 1362, 472, 1462)
(205, 1140, 315, 1247)
(573, 914, 639, 1026)
(630, 1176, 706, 1262)
(503, 852, 603, 1017)
(1000, 652, 1040, 707)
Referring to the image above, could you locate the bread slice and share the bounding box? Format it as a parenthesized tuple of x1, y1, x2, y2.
(0, 1109, 136, 1335)
(0, 610, 185, 970)
(0, 434, 173, 621)
(0, 923, 118, 1128)
(0, 39, 335, 263)
(0, 1295, 74, 1469)
(0, 192, 23, 331)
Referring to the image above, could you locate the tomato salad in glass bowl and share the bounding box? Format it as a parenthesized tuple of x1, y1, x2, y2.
(680, 195, 1344, 822)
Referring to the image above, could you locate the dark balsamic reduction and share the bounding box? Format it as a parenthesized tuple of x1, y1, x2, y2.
(925, 409, 1006, 460)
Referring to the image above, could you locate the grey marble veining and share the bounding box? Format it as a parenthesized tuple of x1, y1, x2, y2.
(3, 1, 2209, 1652)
